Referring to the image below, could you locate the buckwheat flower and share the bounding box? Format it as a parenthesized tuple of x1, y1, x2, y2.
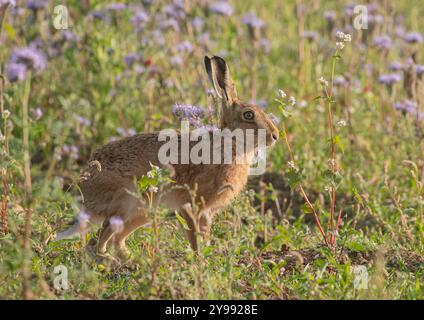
(336, 42, 345, 50)
(389, 61, 403, 71)
(336, 120, 346, 127)
(319, 77, 329, 87)
(404, 32, 423, 44)
(148, 186, 159, 193)
(2, 109, 10, 118)
(0, 133, 5, 143)
(6, 63, 27, 82)
(287, 161, 298, 171)
(9, 47, 47, 72)
(110, 216, 124, 233)
(26, 0, 47, 10)
(289, 96, 296, 106)
(209, 1, 233, 16)
(106, 3, 126, 11)
(31, 107, 43, 120)
(277, 89, 287, 99)
(373, 35, 392, 50)
(378, 73, 402, 85)
(242, 12, 265, 29)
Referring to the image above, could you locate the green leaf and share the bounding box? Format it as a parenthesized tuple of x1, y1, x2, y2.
(334, 135, 345, 154)
(175, 211, 190, 230)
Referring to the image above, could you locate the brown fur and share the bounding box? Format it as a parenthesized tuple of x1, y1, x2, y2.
(62, 56, 279, 260)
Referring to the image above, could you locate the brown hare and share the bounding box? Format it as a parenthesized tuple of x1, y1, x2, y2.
(55, 56, 279, 263)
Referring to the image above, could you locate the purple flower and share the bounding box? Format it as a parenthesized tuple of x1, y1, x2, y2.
(416, 65, 424, 76)
(389, 61, 403, 71)
(74, 115, 91, 126)
(192, 17, 204, 31)
(0, 0, 16, 7)
(90, 10, 107, 20)
(404, 32, 423, 44)
(117, 127, 136, 137)
(301, 31, 319, 42)
(6, 63, 27, 82)
(209, 1, 233, 16)
(170, 55, 184, 67)
(176, 41, 194, 53)
(394, 100, 423, 120)
(106, 3, 126, 11)
(242, 12, 265, 29)
(26, 0, 47, 10)
(124, 53, 140, 67)
(172, 103, 205, 126)
(378, 73, 402, 85)
(131, 10, 149, 25)
(334, 75, 348, 86)
(324, 10, 336, 21)
(259, 38, 271, 53)
(373, 35, 392, 50)
(9, 47, 47, 72)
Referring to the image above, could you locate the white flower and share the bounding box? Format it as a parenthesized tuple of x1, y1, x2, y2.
(277, 89, 287, 99)
(148, 185, 159, 193)
(336, 120, 347, 127)
(0, 132, 5, 143)
(319, 77, 329, 86)
(2, 110, 10, 118)
(336, 42, 345, 50)
(146, 171, 154, 178)
(289, 96, 296, 106)
(287, 161, 297, 170)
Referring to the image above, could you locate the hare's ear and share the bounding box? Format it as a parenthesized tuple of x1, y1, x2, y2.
(204, 56, 238, 104)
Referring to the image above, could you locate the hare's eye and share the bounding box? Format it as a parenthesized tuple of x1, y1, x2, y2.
(243, 110, 255, 121)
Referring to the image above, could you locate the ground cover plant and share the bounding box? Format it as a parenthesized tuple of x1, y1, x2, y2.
(0, 0, 423, 299)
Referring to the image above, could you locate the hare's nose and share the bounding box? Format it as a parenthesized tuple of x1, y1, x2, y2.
(271, 132, 279, 141)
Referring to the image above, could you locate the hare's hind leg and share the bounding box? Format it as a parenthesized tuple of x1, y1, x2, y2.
(113, 209, 148, 260)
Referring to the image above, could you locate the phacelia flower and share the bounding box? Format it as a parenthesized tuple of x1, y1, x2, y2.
(373, 35, 392, 50)
(209, 1, 233, 16)
(9, 47, 47, 72)
(403, 32, 423, 44)
(6, 63, 27, 82)
(378, 73, 402, 85)
(389, 61, 403, 71)
(26, 0, 47, 10)
(242, 12, 265, 29)
(0, 0, 16, 7)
